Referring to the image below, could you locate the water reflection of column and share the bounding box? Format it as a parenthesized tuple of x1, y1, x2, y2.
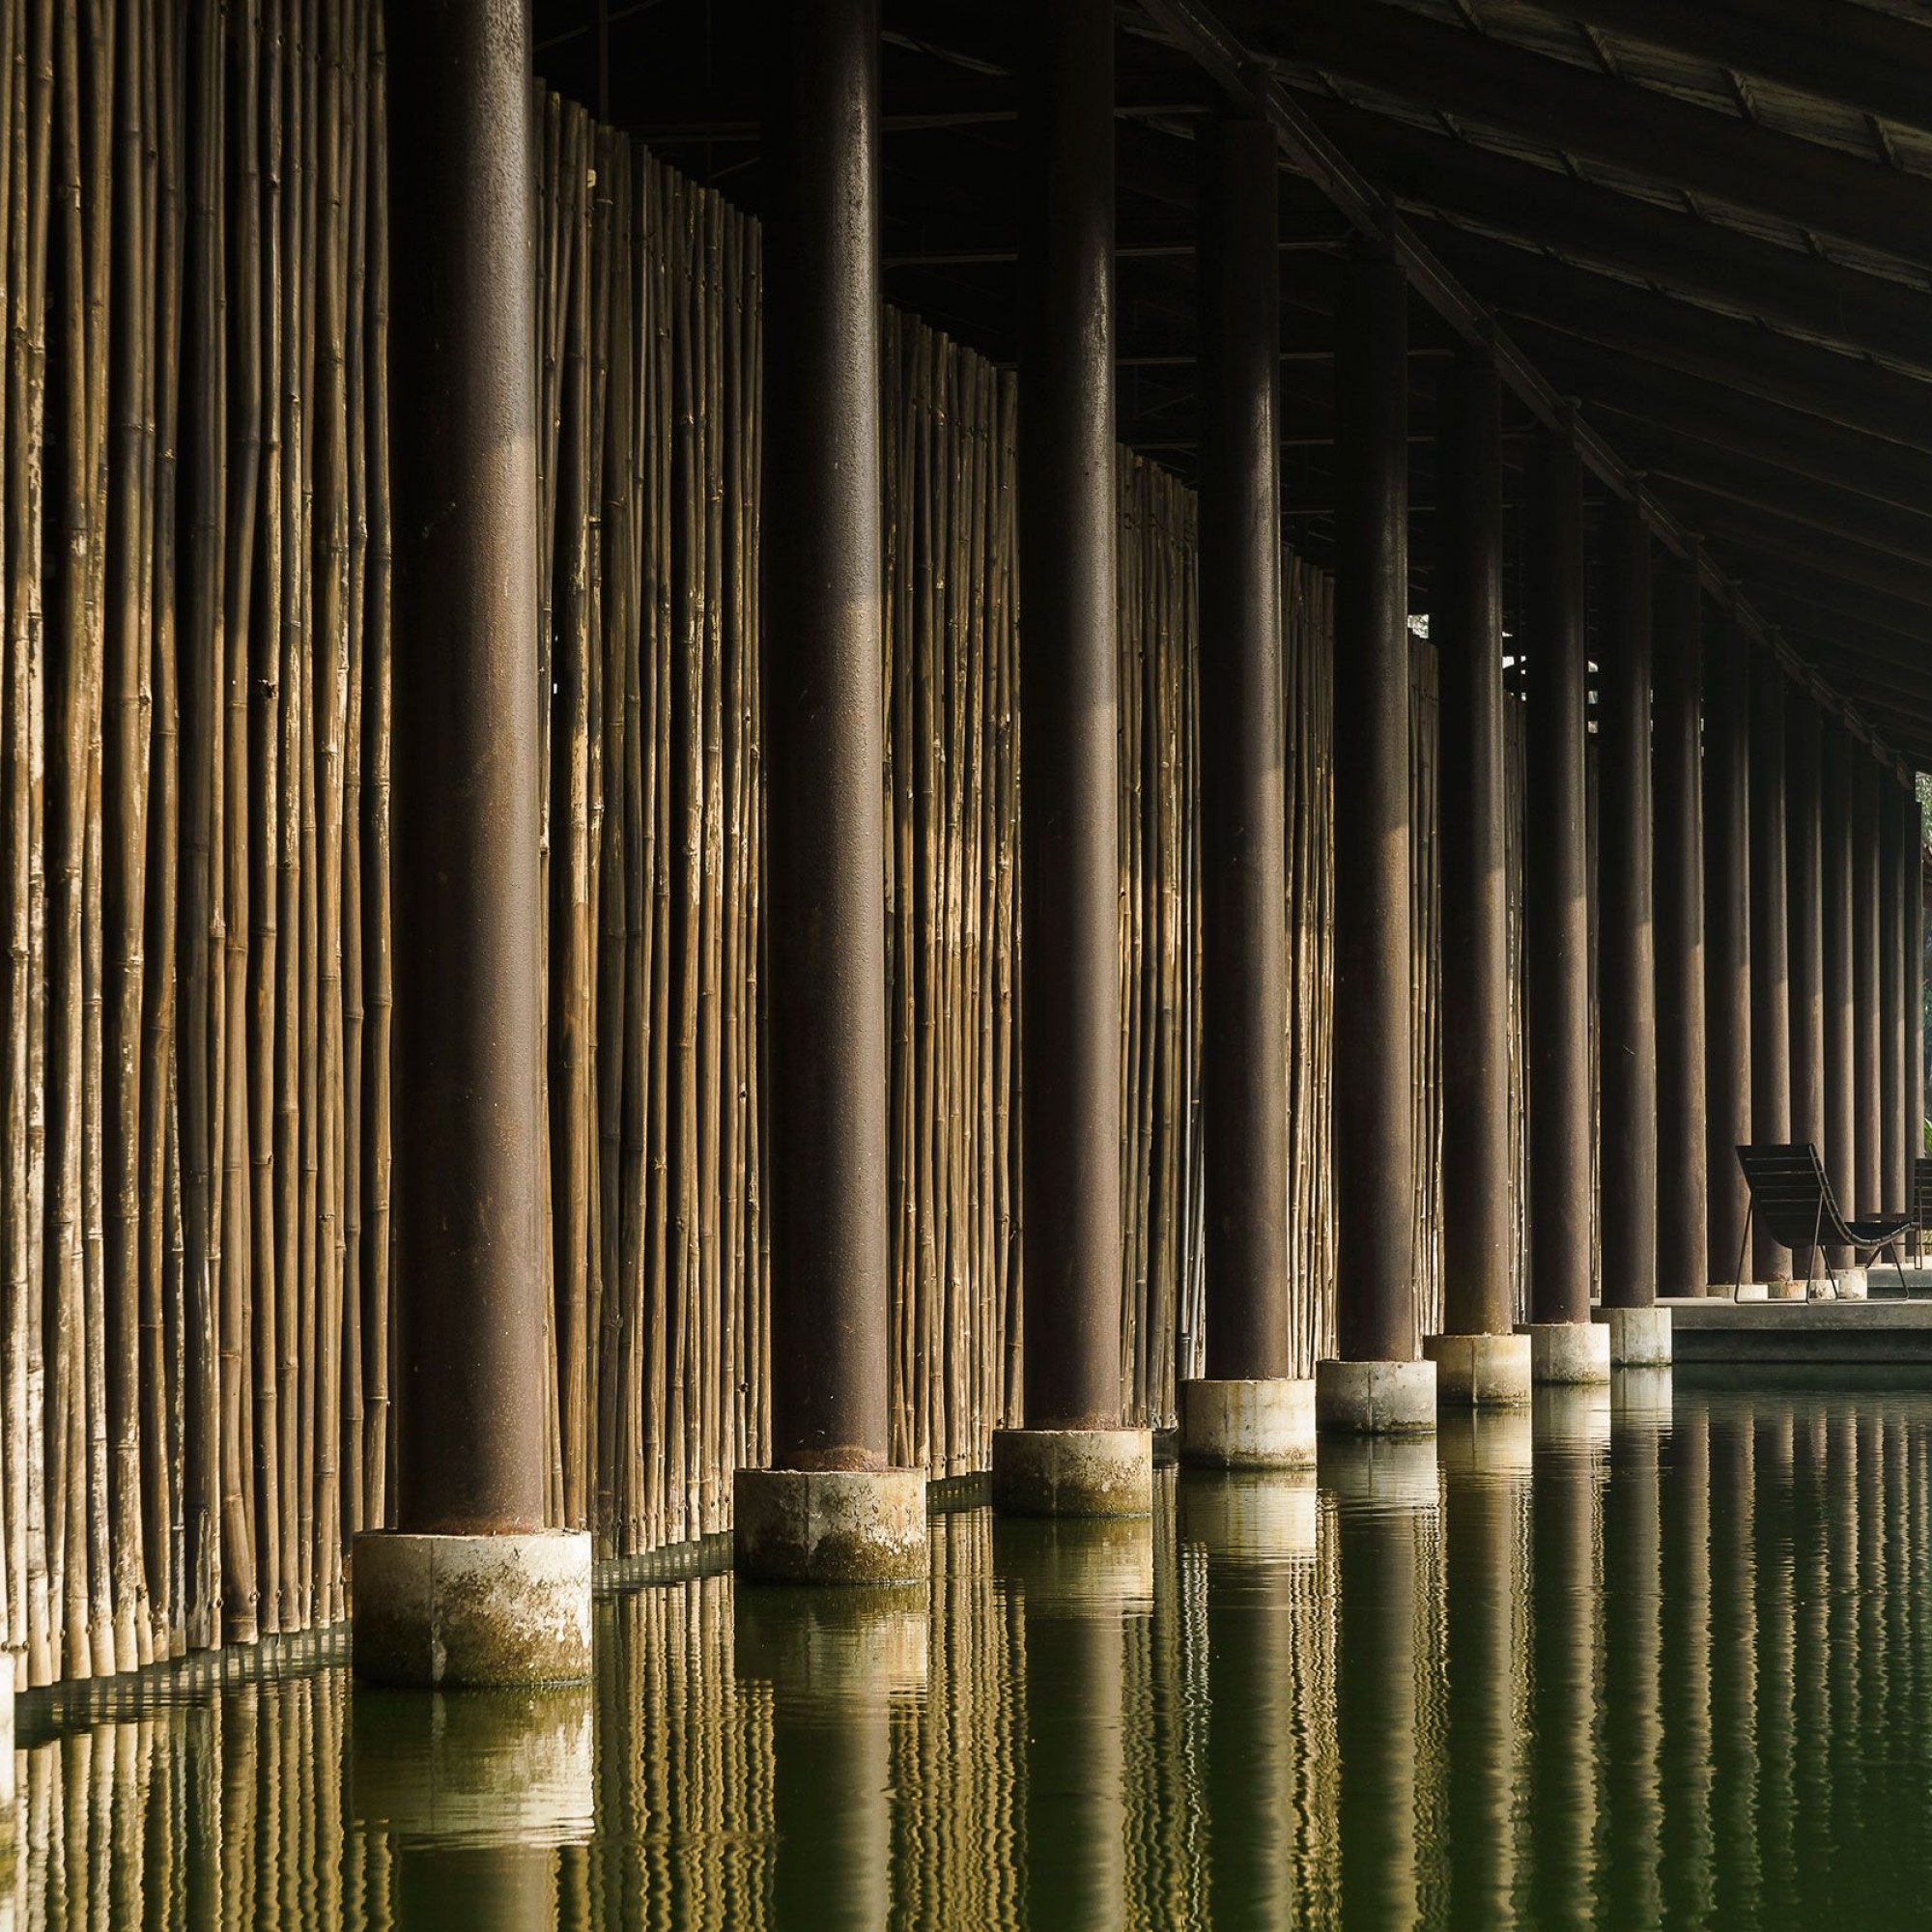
(1603, 1373, 1669, 1927)
(1179, 1472, 1321, 1926)
(1438, 1410, 1532, 1927)
(994, 1517, 1153, 1930)
(353, 1686, 595, 1932)
(1326, 1436, 1440, 1932)
(1662, 1393, 1716, 1923)
(733, 1586, 930, 1930)
(1790, 1400, 1833, 1922)
(1708, 1397, 1760, 1926)
(1754, 1404, 1798, 1905)
(1525, 1386, 1608, 1924)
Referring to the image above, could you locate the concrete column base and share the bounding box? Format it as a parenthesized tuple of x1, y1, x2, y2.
(0, 1667, 12, 1857)
(1836, 1267, 1869, 1300)
(352, 1531, 592, 1688)
(1807, 1277, 1838, 1301)
(351, 1686, 595, 1849)
(1519, 1321, 1611, 1384)
(990, 1428, 1152, 1518)
(1732, 1280, 1771, 1301)
(1178, 1378, 1316, 1468)
(1422, 1331, 1532, 1406)
(1766, 1277, 1805, 1302)
(733, 1466, 929, 1585)
(1593, 1305, 1673, 1366)
(1314, 1358, 1437, 1434)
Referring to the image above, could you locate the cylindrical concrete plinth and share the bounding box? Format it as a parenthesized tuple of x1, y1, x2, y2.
(0, 1668, 12, 1855)
(353, 1532, 592, 1688)
(1733, 1280, 1771, 1302)
(1807, 1277, 1839, 1301)
(1519, 1321, 1611, 1385)
(1179, 1378, 1316, 1468)
(1423, 1331, 1532, 1406)
(1593, 1305, 1673, 1367)
(1836, 1267, 1868, 1300)
(733, 1467, 928, 1585)
(1766, 1277, 1805, 1302)
(991, 1428, 1153, 1518)
(1315, 1358, 1437, 1435)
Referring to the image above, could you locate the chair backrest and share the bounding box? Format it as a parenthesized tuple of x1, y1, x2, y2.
(1735, 1143, 1855, 1251)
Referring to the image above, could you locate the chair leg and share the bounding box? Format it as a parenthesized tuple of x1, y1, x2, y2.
(1893, 1241, 1911, 1297)
(1735, 1204, 1753, 1303)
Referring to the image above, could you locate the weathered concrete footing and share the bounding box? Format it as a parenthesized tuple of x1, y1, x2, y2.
(0, 1667, 13, 1858)
(353, 1531, 593, 1688)
(1423, 1331, 1532, 1406)
(1836, 1267, 1869, 1300)
(1178, 1378, 1317, 1468)
(351, 1685, 596, 1848)
(1593, 1304, 1673, 1366)
(1732, 1280, 1771, 1301)
(733, 1467, 929, 1585)
(1520, 1320, 1612, 1384)
(1177, 1469, 1320, 1559)
(990, 1428, 1153, 1517)
(1766, 1277, 1806, 1302)
(1315, 1358, 1437, 1434)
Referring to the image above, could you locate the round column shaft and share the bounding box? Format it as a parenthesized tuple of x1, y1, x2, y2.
(1882, 781, 1906, 1211)
(1748, 661, 1791, 1287)
(1910, 790, 1925, 1228)
(1318, 246, 1435, 1435)
(1856, 759, 1882, 1217)
(1520, 433, 1606, 1383)
(1193, 113, 1293, 1390)
(1704, 628, 1752, 1289)
(360, 0, 590, 1685)
(994, 0, 1151, 1512)
(1655, 553, 1708, 1297)
(1822, 726, 1856, 1272)
(1598, 499, 1658, 1310)
(1787, 697, 1825, 1284)
(739, 0, 926, 1582)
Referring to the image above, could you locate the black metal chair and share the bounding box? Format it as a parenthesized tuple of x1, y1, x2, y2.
(1733, 1143, 1915, 1298)
(1914, 1156, 1932, 1265)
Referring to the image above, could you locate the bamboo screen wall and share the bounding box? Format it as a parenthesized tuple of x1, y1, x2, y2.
(0, 3, 1527, 1690)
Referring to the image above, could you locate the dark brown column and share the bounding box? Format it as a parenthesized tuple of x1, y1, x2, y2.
(1786, 696, 1825, 1277)
(1883, 780, 1906, 1212)
(1822, 726, 1856, 1267)
(1435, 355, 1512, 1339)
(1703, 630, 1751, 1288)
(1523, 435, 1592, 1328)
(1331, 246, 1414, 1364)
(1856, 758, 1882, 1217)
(761, 0, 891, 1471)
(1197, 112, 1289, 1383)
(388, 0, 547, 1534)
(1748, 662, 1790, 1284)
(1018, 0, 1122, 1429)
(1911, 790, 1925, 1215)
(1598, 498, 1656, 1309)
(1654, 553, 1708, 1297)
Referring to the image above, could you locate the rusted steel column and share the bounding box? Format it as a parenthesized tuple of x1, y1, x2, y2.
(1328, 245, 1420, 1390)
(1195, 111, 1289, 1384)
(1654, 553, 1708, 1298)
(1598, 497, 1657, 1310)
(1855, 758, 1883, 1216)
(387, 0, 549, 1538)
(1435, 355, 1512, 1340)
(1748, 662, 1791, 1285)
(1911, 792, 1925, 1214)
(1786, 696, 1825, 1277)
(1883, 779, 1906, 1211)
(1522, 434, 1593, 1330)
(994, 0, 1151, 1512)
(1822, 726, 1857, 1270)
(1703, 629, 1752, 1288)
(759, 0, 891, 1474)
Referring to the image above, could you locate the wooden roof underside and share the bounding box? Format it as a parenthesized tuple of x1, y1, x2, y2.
(531, 0, 1932, 770)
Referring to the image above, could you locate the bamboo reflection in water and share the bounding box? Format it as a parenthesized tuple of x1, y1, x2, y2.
(992, 1512, 1153, 1931)
(1325, 1435, 1442, 1932)
(1438, 1407, 1533, 1930)
(1523, 1385, 1608, 1928)
(1177, 1465, 1330, 1928)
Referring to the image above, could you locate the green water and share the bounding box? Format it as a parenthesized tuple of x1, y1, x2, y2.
(14, 1378, 1932, 1929)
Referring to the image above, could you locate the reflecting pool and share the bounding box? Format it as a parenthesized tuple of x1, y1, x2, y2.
(11, 1378, 1932, 1928)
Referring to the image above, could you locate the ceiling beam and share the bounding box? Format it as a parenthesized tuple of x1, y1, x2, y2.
(1304, 100, 1932, 380)
(1239, 0, 1932, 265)
(1510, 0, 1932, 140)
